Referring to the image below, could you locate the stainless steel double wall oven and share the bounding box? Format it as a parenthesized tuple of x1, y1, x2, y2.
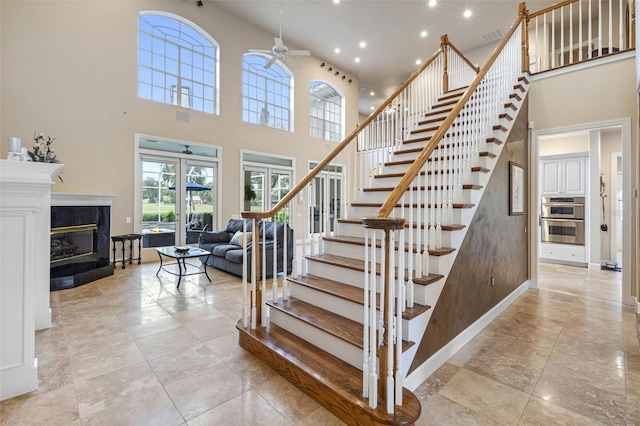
(541, 196, 585, 245)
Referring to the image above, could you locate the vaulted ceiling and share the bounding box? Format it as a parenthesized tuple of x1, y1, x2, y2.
(212, 0, 556, 115)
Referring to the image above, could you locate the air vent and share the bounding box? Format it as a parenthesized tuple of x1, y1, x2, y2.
(481, 28, 504, 43)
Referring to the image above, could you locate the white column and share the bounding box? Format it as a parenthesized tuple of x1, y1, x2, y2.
(0, 160, 63, 401)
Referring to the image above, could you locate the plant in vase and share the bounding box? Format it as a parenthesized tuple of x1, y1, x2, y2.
(244, 183, 257, 211)
(28, 132, 63, 182)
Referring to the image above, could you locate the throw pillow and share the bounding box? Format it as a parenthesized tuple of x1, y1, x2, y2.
(229, 230, 252, 248)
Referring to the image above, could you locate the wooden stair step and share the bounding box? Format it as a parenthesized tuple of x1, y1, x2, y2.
(268, 297, 415, 352)
(373, 166, 489, 180)
(324, 235, 456, 256)
(288, 274, 432, 321)
(363, 184, 482, 192)
(306, 253, 444, 286)
(423, 107, 453, 119)
(385, 151, 496, 167)
(351, 202, 475, 209)
(237, 321, 422, 425)
(338, 218, 465, 232)
(399, 136, 503, 150)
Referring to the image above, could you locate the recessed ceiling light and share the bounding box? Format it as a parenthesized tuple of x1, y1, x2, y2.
(370, 106, 375, 110)
(355, 57, 361, 63)
(359, 41, 366, 48)
(464, 9, 472, 18)
(428, 0, 437, 7)
(334, 47, 341, 54)
(370, 91, 375, 96)
(416, 59, 422, 65)
(333, 0, 340, 4)
(420, 30, 428, 38)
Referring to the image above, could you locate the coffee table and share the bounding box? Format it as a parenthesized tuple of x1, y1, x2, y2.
(155, 246, 211, 288)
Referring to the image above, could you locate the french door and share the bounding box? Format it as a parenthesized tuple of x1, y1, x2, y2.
(140, 155, 217, 248)
(309, 168, 343, 236)
(244, 166, 292, 214)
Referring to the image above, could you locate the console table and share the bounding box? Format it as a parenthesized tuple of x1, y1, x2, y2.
(111, 234, 142, 269)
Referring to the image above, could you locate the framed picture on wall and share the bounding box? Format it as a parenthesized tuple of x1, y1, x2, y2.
(509, 161, 525, 215)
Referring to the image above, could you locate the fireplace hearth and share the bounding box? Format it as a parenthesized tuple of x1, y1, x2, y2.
(50, 199, 115, 291)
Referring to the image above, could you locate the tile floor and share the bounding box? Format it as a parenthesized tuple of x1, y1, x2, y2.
(1, 261, 638, 425)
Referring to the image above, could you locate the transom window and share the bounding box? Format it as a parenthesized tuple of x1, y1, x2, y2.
(309, 81, 343, 142)
(242, 54, 293, 132)
(138, 12, 219, 114)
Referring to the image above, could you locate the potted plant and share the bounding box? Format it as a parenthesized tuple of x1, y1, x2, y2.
(244, 183, 257, 211)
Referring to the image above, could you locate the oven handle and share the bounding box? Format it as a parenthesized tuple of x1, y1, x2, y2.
(542, 203, 584, 207)
(542, 218, 584, 222)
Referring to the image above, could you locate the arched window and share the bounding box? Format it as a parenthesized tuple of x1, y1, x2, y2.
(309, 81, 344, 142)
(242, 54, 293, 131)
(138, 12, 219, 114)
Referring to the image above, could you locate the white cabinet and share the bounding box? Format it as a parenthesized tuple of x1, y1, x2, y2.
(540, 242, 586, 266)
(541, 156, 586, 195)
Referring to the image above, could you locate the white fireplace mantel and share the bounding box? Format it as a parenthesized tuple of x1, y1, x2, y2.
(0, 160, 63, 401)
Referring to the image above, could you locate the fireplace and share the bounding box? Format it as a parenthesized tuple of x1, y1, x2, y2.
(50, 195, 116, 291)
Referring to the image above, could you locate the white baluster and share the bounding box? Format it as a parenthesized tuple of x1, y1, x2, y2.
(363, 230, 370, 398)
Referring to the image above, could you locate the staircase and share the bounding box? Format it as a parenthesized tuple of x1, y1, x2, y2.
(237, 19, 529, 426)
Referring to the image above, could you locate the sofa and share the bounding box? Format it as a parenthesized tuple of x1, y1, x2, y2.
(198, 219, 293, 278)
(186, 212, 213, 244)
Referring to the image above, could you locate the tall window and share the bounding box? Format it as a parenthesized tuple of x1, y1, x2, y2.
(242, 54, 293, 131)
(138, 12, 219, 114)
(309, 81, 343, 142)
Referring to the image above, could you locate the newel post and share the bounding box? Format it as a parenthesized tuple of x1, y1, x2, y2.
(519, 2, 530, 73)
(363, 216, 406, 410)
(440, 34, 449, 93)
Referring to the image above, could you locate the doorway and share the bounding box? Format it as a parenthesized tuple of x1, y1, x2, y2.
(610, 152, 623, 267)
(135, 135, 220, 249)
(309, 162, 343, 236)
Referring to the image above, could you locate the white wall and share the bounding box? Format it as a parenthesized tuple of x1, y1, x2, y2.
(0, 1, 360, 243)
(539, 131, 589, 156)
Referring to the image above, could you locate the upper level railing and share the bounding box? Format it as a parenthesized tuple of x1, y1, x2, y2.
(525, 0, 636, 73)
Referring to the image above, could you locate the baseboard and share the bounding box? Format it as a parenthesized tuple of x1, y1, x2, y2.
(588, 262, 601, 270)
(404, 279, 532, 391)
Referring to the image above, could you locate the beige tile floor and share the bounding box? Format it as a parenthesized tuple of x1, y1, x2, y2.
(1, 261, 638, 425)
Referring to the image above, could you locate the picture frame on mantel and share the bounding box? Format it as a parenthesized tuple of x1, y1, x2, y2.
(509, 161, 525, 215)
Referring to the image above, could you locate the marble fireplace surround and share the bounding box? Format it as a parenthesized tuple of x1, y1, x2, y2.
(50, 193, 116, 291)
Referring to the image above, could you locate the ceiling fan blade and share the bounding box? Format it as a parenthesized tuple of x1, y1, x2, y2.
(274, 37, 284, 48)
(249, 49, 271, 53)
(288, 50, 311, 56)
(264, 55, 278, 69)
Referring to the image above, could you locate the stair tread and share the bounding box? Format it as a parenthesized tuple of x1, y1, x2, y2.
(373, 166, 488, 179)
(306, 253, 444, 286)
(238, 321, 422, 425)
(288, 274, 432, 321)
(268, 297, 414, 352)
(396, 137, 502, 152)
(385, 151, 496, 167)
(324, 235, 456, 256)
(338, 218, 465, 232)
(363, 184, 482, 192)
(351, 202, 475, 209)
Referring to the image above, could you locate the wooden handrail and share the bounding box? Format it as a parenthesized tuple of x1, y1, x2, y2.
(446, 39, 480, 73)
(374, 12, 524, 219)
(242, 47, 444, 220)
(528, 0, 577, 19)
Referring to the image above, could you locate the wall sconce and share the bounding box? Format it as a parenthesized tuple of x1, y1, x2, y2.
(320, 62, 325, 68)
(348, 79, 352, 84)
(335, 71, 339, 76)
(342, 75, 346, 80)
(197, 0, 203, 6)
(328, 67, 333, 71)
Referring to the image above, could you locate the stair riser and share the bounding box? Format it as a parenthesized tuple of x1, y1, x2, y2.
(289, 282, 413, 342)
(392, 143, 497, 162)
(372, 172, 481, 188)
(289, 282, 373, 325)
(361, 188, 472, 204)
(323, 240, 449, 272)
(384, 156, 491, 174)
(350, 205, 471, 225)
(306, 259, 431, 306)
(269, 308, 364, 370)
(336, 222, 456, 248)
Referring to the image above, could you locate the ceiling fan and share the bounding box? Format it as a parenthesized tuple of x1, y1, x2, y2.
(248, 2, 310, 70)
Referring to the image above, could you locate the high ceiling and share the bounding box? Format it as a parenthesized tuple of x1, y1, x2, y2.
(212, 0, 556, 115)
